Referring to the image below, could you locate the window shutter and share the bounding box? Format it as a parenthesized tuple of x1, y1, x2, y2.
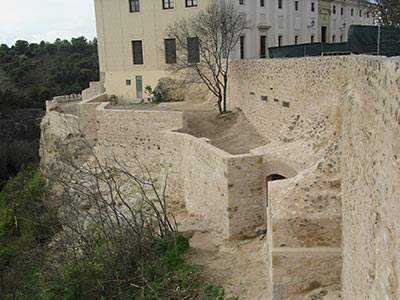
(187, 37, 200, 63)
(132, 41, 143, 64)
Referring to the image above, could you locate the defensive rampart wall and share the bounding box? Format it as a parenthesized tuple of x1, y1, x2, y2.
(40, 55, 400, 299)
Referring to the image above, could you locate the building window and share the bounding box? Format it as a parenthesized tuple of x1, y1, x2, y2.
(260, 0, 264, 7)
(165, 38, 176, 64)
(332, 35, 335, 43)
(295, 35, 298, 45)
(132, 40, 143, 64)
(341, 7, 343, 15)
(367, 11, 370, 18)
(278, 35, 283, 47)
(351, 8, 354, 16)
(260, 35, 267, 58)
(359, 9, 362, 17)
(333, 5, 336, 14)
(311, 35, 314, 43)
(278, 0, 282, 9)
(126, 79, 131, 85)
(163, 0, 174, 9)
(239, 0, 244, 5)
(311, 2, 315, 12)
(295, 1, 298, 11)
(240, 36, 245, 59)
(185, 0, 197, 7)
(340, 35, 343, 42)
(129, 0, 140, 12)
(187, 37, 200, 63)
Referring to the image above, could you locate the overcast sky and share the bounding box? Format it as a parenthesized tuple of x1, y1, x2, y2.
(0, 0, 96, 46)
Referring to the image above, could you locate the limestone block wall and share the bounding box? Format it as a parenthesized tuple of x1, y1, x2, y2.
(165, 131, 265, 239)
(269, 170, 342, 249)
(95, 104, 186, 176)
(78, 93, 108, 140)
(82, 81, 105, 101)
(228, 57, 346, 145)
(229, 57, 346, 298)
(272, 249, 342, 299)
(227, 155, 264, 239)
(341, 56, 400, 299)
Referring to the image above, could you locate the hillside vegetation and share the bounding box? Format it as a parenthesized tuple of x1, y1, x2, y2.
(0, 37, 99, 189)
(0, 37, 99, 109)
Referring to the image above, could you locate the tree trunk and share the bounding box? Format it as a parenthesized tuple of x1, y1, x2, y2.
(217, 96, 223, 114)
(223, 78, 228, 113)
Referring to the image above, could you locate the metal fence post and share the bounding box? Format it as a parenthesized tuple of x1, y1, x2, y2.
(377, 24, 381, 55)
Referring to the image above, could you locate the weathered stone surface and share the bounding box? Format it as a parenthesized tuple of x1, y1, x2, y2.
(40, 56, 400, 300)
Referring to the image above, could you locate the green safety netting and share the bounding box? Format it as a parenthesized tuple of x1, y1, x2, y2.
(348, 25, 400, 56)
(268, 25, 400, 58)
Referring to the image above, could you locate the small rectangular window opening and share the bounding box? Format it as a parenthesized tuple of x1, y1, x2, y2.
(187, 37, 200, 63)
(129, 0, 140, 12)
(163, 0, 174, 9)
(165, 38, 176, 64)
(240, 36, 245, 59)
(185, 0, 197, 7)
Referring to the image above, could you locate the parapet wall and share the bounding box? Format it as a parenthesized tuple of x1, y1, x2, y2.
(78, 93, 108, 140)
(228, 57, 346, 144)
(40, 56, 400, 299)
(95, 104, 186, 175)
(82, 81, 106, 101)
(341, 56, 400, 299)
(165, 132, 265, 238)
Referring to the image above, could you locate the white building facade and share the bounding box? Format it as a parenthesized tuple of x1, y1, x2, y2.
(94, 0, 374, 101)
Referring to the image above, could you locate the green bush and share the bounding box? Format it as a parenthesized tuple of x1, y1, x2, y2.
(0, 167, 59, 298)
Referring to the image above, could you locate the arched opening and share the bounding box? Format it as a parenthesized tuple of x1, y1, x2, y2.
(267, 174, 286, 182)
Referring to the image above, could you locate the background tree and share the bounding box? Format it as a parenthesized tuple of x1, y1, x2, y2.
(166, 1, 248, 113)
(375, 0, 400, 26)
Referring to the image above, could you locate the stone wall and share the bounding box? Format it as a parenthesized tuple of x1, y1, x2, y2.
(341, 56, 400, 299)
(272, 249, 342, 299)
(228, 57, 346, 144)
(229, 55, 400, 299)
(82, 81, 105, 101)
(78, 93, 108, 140)
(165, 132, 265, 238)
(229, 57, 345, 298)
(95, 103, 186, 175)
(40, 55, 400, 299)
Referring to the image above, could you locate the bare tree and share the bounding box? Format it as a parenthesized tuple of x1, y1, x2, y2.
(41, 136, 180, 297)
(166, 1, 248, 113)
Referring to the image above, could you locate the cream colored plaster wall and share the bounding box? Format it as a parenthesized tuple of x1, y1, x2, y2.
(94, 0, 212, 100)
(341, 56, 400, 300)
(104, 70, 168, 101)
